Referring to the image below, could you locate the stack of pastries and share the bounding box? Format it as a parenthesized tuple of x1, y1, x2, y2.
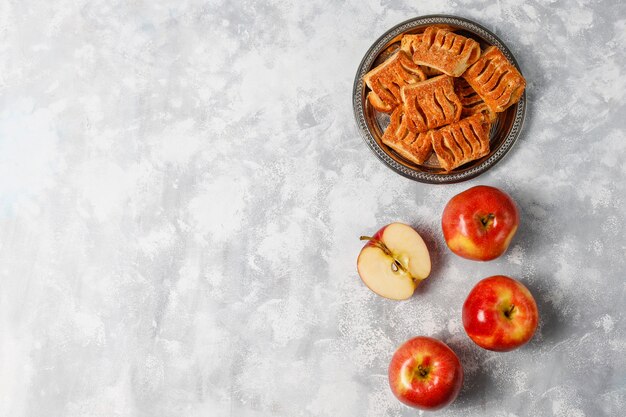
(363, 26, 526, 171)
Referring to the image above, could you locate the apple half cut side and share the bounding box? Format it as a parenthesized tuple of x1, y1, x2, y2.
(357, 223, 431, 300)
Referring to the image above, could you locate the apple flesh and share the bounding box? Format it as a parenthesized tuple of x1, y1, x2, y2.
(462, 275, 539, 352)
(442, 185, 519, 261)
(357, 223, 431, 300)
(388, 336, 464, 410)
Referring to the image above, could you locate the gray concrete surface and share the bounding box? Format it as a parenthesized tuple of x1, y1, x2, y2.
(0, 1, 624, 416)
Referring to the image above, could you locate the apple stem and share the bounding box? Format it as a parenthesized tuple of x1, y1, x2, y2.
(359, 235, 408, 275)
(480, 213, 496, 228)
(417, 365, 428, 378)
(505, 304, 516, 318)
(359, 236, 393, 257)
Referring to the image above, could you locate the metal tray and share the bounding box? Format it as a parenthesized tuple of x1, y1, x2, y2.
(353, 15, 526, 184)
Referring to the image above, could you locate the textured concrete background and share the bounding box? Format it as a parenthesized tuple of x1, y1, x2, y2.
(0, 1, 625, 416)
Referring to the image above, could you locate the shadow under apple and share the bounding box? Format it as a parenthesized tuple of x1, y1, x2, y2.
(520, 276, 568, 349)
(443, 335, 495, 409)
(441, 277, 568, 411)
(411, 223, 445, 296)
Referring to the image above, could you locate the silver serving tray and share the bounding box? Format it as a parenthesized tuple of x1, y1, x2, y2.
(353, 15, 527, 184)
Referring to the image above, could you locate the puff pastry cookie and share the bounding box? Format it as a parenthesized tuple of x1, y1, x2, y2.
(431, 113, 491, 171)
(400, 34, 443, 77)
(463, 46, 526, 112)
(381, 107, 432, 165)
(400, 75, 462, 133)
(403, 27, 481, 77)
(363, 51, 426, 113)
(454, 78, 496, 121)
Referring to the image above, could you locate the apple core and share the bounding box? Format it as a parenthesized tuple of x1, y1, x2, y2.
(360, 236, 409, 276)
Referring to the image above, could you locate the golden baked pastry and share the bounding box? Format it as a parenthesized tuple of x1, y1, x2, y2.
(381, 107, 432, 165)
(431, 113, 491, 171)
(454, 78, 497, 121)
(403, 27, 481, 77)
(400, 33, 421, 54)
(463, 46, 526, 112)
(363, 51, 426, 113)
(400, 34, 443, 77)
(400, 75, 462, 133)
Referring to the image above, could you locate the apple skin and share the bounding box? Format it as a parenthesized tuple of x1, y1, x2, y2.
(388, 336, 464, 410)
(462, 275, 539, 352)
(442, 185, 519, 261)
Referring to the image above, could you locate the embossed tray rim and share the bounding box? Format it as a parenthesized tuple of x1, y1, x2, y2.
(352, 15, 527, 184)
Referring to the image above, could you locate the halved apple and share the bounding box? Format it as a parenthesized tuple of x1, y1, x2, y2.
(357, 223, 431, 300)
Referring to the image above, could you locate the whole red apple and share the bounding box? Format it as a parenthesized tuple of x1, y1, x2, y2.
(442, 185, 519, 261)
(462, 275, 539, 352)
(388, 336, 463, 410)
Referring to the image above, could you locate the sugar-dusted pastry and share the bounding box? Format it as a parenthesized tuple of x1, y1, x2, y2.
(463, 46, 526, 113)
(400, 34, 443, 77)
(431, 113, 491, 171)
(363, 51, 426, 113)
(402, 27, 481, 77)
(454, 77, 497, 121)
(381, 107, 432, 165)
(400, 33, 421, 55)
(400, 75, 462, 133)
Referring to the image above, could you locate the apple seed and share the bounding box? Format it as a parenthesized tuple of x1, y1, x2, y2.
(360, 236, 409, 276)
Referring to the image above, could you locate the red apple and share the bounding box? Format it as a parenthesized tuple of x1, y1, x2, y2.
(388, 336, 463, 410)
(357, 223, 431, 300)
(442, 185, 519, 261)
(462, 275, 539, 352)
